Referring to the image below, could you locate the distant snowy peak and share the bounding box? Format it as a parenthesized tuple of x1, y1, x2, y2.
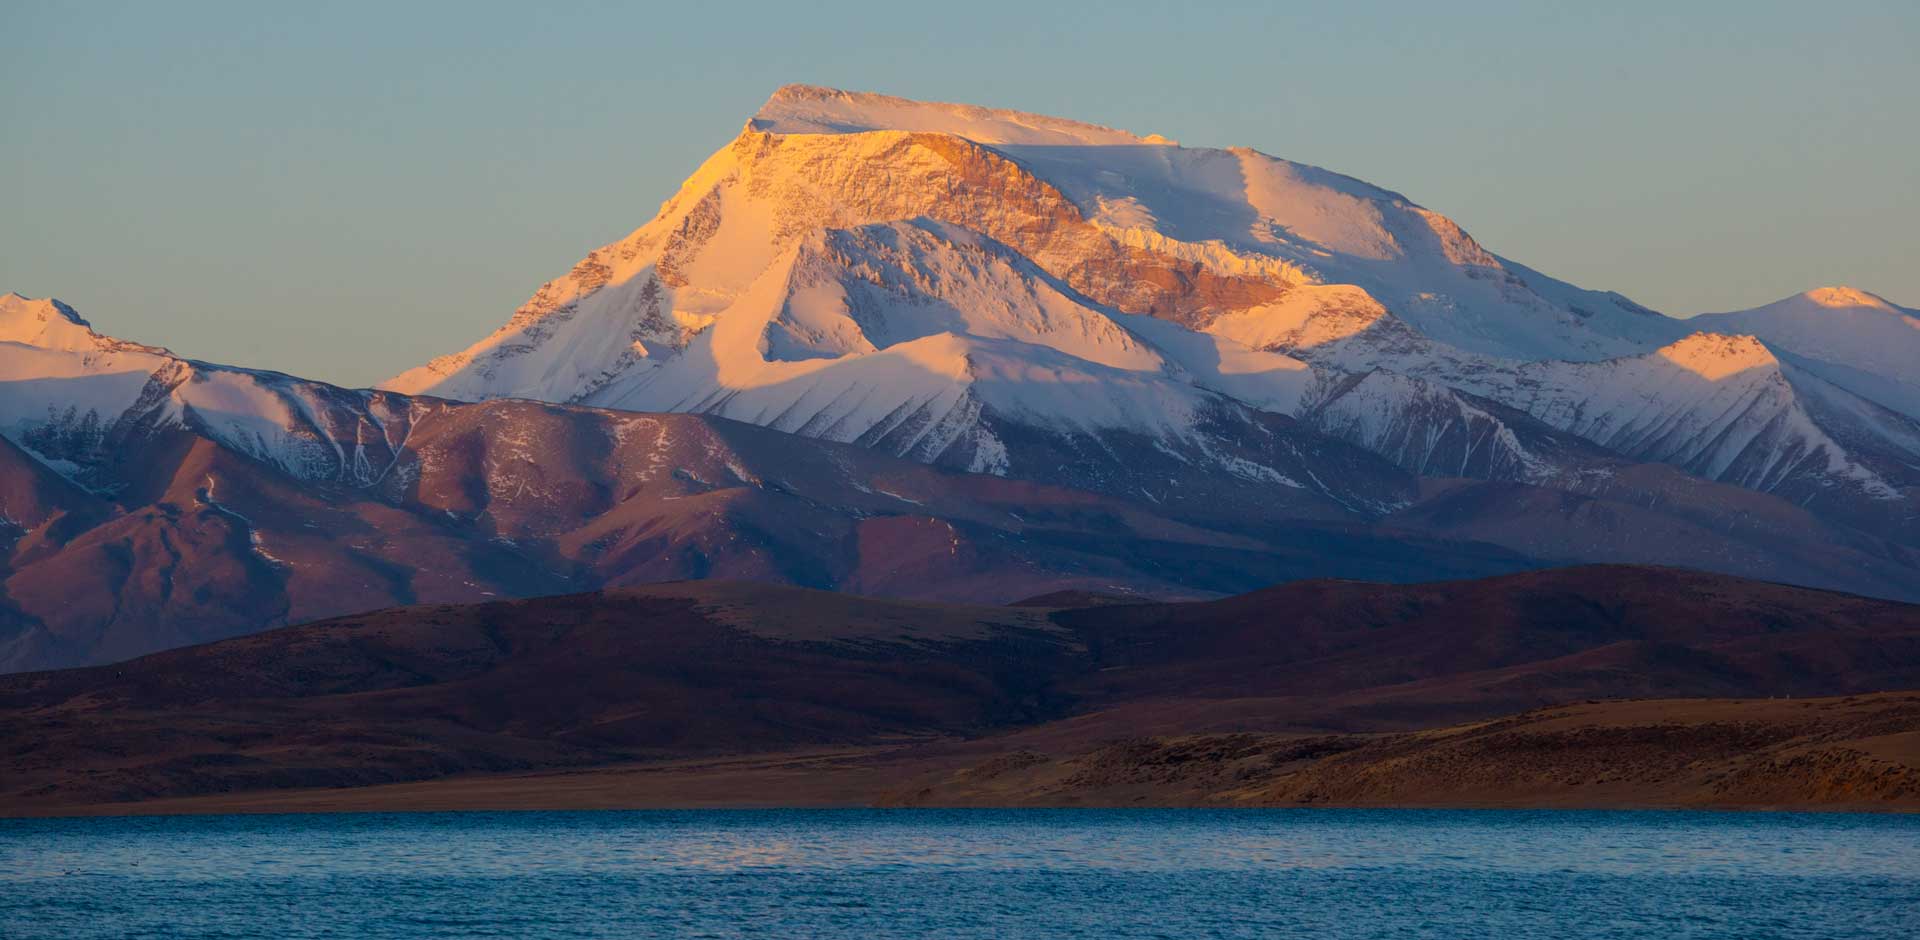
(749, 84, 1172, 146)
(1688, 286, 1920, 419)
(1280, 311, 1914, 508)
(0, 298, 426, 488)
(1654, 332, 1779, 381)
(0, 295, 180, 478)
(1696, 286, 1915, 331)
(0, 292, 162, 356)
(1799, 286, 1906, 311)
(1457, 333, 1910, 504)
(0, 293, 86, 332)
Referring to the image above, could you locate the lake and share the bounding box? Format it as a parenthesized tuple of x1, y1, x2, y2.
(3, 809, 1916, 938)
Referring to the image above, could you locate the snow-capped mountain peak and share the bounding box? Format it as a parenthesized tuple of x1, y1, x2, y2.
(1799, 285, 1903, 311)
(1655, 332, 1778, 381)
(369, 86, 1917, 530)
(0, 292, 84, 327)
(1700, 286, 1913, 326)
(390, 84, 1688, 409)
(0, 293, 124, 354)
(749, 84, 1173, 146)
(1687, 285, 1920, 419)
(0, 298, 425, 488)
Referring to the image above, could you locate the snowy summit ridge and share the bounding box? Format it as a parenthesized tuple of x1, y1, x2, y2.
(373, 85, 1917, 525)
(748, 84, 1173, 146)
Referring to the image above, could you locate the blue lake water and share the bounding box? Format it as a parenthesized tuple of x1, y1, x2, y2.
(3, 809, 1917, 939)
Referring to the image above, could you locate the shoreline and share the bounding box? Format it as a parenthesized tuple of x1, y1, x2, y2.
(12, 692, 1918, 819)
(14, 789, 1917, 820)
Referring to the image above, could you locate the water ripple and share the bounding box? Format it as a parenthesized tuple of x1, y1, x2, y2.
(3, 809, 1917, 939)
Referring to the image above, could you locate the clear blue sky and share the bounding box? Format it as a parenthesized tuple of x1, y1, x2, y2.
(4, 1, 1915, 387)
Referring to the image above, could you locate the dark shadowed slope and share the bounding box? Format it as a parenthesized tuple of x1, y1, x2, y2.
(1049, 564, 1920, 732)
(0, 583, 1079, 807)
(0, 398, 1551, 674)
(3, 565, 1917, 812)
